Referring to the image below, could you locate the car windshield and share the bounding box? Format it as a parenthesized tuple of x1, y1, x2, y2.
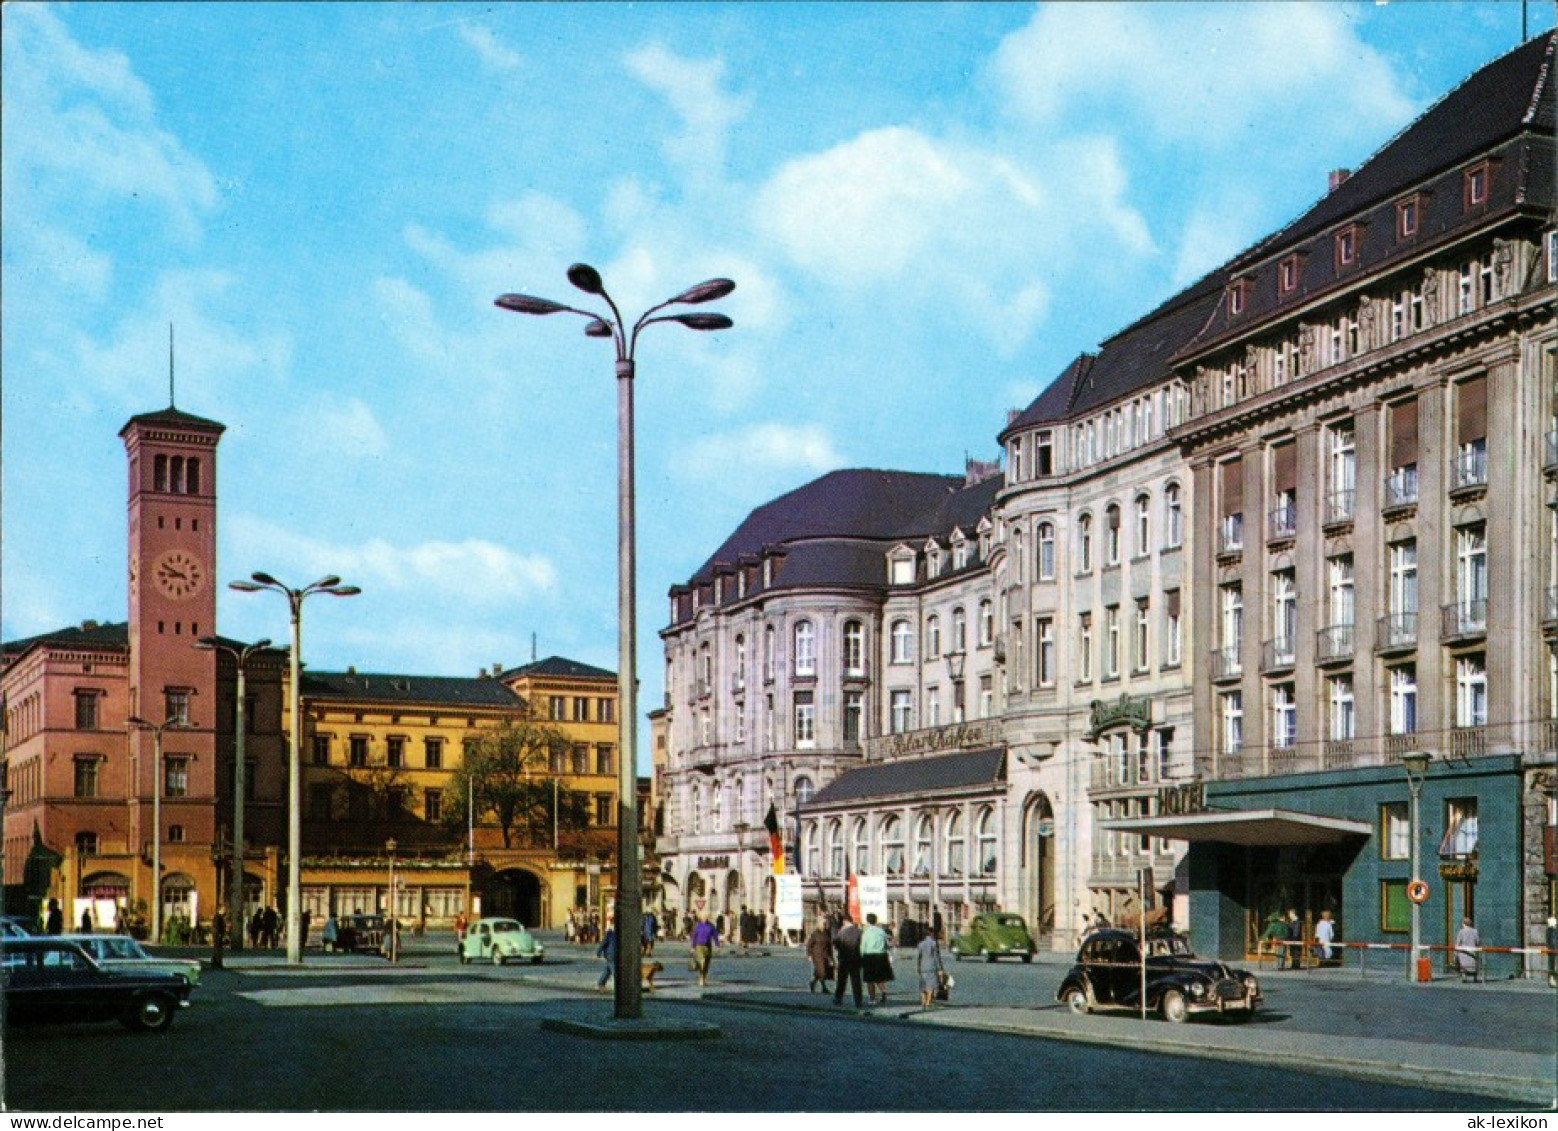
(491, 921, 523, 934)
(1147, 935, 1194, 957)
(996, 916, 1025, 928)
(99, 938, 147, 960)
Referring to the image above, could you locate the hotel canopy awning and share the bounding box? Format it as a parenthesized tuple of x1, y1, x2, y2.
(1099, 808, 1372, 847)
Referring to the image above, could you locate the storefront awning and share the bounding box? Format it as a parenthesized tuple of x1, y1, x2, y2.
(1099, 808, 1372, 846)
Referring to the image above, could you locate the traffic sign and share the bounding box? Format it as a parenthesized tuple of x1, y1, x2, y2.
(1406, 879, 1430, 905)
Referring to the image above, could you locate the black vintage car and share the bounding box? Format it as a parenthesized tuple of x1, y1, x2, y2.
(1, 938, 194, 1032)
(1056, 928, 1261, 1023)
(324, 914, 387, 954)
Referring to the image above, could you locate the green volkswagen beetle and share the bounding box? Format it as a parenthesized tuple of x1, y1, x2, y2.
(949, 912, 1037, 962)
(459, 918, 545, 966)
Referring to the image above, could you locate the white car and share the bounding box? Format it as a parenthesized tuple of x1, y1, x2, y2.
(56, 934, 202, 986)
(459, 918, 545, 966)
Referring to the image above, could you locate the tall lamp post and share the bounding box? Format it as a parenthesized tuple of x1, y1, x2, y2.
(1401, 750, 1432, 983)
(126, 714, 191, 945)
(386, 838, 398, 964)
(945, 648, 967, 725)
(195, 635, 271, 951)
(229, 572, 360, 964)
(497, 264, 734, 1020)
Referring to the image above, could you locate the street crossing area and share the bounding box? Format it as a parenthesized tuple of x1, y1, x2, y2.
(236, 980, 574, 1008)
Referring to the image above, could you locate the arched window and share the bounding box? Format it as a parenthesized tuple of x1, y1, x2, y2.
(153, 454, 168, 492)
(826, 819, 845, 878)
(1037, 522, 1055, 581)
(1164, 483, 1183, 549)
(890, 619, 914, 664)
(691, 786, 704, 835)
(842, 621, 865, 676)
(881, 815, 905, 875)
(978, 600, 994, 647)
(976, 807, 998, 875)
(925, 614, 942, 659)
(1135, 493, 1151, 556)
(943, 810, 965, 876)
(850, 817, 870, 874)
(710, 787, 723, 832)
(185, 458, 201, 495)
(1078, 513, 1094, 572)
(733, 635, 746, 690)
(169, 456, 185, 494)
(912, 814, 935, 876)
(1105, 504, 1122, 565)
(794, 775, 815, 806)
(794, 620, 816, 676)
(803, 821, 820, 876)
(951, 607, 967, 652)
(1012, 526, 1024, 582)
(764, 625, 777, 681)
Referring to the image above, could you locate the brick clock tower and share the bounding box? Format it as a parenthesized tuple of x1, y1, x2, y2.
(120, 406, 225, 927)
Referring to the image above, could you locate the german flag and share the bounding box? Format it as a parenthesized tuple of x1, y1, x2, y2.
(764, 804, 785, 874)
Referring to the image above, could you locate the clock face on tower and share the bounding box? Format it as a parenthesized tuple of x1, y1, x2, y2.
(152, 549, 205, 600)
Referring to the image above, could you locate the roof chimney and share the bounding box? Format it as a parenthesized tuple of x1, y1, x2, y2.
(1328, 168, 1351, 193)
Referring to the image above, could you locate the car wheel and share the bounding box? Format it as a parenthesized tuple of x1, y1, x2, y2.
(122, 992, 177, 1033)
(530, 955, 544, 965)
(459, 951, 469, 965)
(1160, 989, 1188, 1024)
(1064, 987, 1089, 1016)
(491, 950, 505, 966)
(984, 949, 996, 964)
(1022, 953, 1033, 964)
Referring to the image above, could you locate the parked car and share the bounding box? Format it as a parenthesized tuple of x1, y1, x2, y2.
(323, 914, 386, 954)
(1, 937, 194, 1032)
(459, 918, 545, 966)
(56, 933, 201, 986)
(950, 912, 1037, 962)
(1057, 928, 1261, 1023)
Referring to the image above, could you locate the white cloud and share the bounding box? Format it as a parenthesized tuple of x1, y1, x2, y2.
(677, 423, 843, 482)
(296, 395, 388, 459)
(624, 43, 750, 180)
(991, 3, 1414, 148)
(1, 5, 217, 241)
(225, 515, 558, 608)
(457, 25, 523, 72)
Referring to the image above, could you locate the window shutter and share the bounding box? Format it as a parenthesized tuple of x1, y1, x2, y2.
(1390, 399, 1419, 467)
(1457, 377, 1487, 443)
(1220, 458, 1244, 516)
(1272, 442, 1298, 494)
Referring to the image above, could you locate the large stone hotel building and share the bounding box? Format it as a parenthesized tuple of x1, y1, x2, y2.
(655, 34, 1558, 963)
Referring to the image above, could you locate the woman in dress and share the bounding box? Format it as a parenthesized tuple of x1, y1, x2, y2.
(805, 915, 834, 993)
(859, 913, 894, 1005)
(916, 923, 945, 1008)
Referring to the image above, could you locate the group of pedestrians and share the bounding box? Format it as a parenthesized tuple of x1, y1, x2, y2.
(803, 911, 947, 1011)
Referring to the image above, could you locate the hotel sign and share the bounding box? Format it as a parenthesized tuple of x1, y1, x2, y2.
(1157, 780, 1208, 816)
(1086, 693, 1153, 739)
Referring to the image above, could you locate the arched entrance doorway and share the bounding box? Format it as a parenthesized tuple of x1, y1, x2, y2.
(1021, 793, 1056, 940)
(481, 868, 543, 927)
(724, 869, 743, 917)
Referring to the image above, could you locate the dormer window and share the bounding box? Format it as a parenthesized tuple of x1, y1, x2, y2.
(1463, 162, 1490, 210)
(926, 543, 944, 578)
(1279, 255, 1300, 295)
(889, 551, 916, 586)
(952, 536, 969, 571)
(1228, 279, 1250, 317)
(1334, 225, 1359, 270)
(1396, 196, 1420, 240)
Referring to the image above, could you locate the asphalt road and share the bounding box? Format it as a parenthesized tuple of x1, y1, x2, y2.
(4, 936, 1548, 1113)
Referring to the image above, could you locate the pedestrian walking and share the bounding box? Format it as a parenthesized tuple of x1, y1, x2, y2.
(832, 914, 864, 1009)
(44, 899, 63, 935)
(1454, 917, 1481, 982)
(690, 912, 719, 987)
(805, 914, 834, 993)
(1282, 908, 1303, 970)
(596, 916, 617, 991)
(79, 906, 94, 934)
(1314, 910, 1335, 962)
(300, 909, 312, 949)
(261, 905, 280, 948)
(642, 908, 658, 956)
(1546, 916, 1557, 988)
(248, 908, 263, 949)
(1261, 911, 1285, 963)
(916, 924, 945, 1008)
(860, 913, 893, 1005)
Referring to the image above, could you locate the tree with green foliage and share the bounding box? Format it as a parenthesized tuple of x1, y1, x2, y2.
(443, 718, 590, 850)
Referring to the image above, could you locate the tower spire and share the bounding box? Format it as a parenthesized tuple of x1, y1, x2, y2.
(168, 323, 176, 408)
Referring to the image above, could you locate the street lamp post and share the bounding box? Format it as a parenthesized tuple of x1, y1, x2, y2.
(126, 714, 191, 945)
(196, 635, 271, 951)
(1402, 750, 1432, 983)
(945, 649, 967, 724)
(229, 572, 360, 964)
(497, 263, 734, 1020)
(386, 838, 398, 964)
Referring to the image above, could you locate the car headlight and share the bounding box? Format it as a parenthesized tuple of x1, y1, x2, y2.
(1189, 982, 1206, 998)
(1243, 975, 1260, 994)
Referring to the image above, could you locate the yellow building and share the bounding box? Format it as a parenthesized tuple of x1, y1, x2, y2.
(288, 656, 619, 931)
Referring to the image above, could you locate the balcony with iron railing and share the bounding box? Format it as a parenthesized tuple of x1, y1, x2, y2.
(1543, 718, 1558, 754)
(1451, 445, 1488, 493)
(1449, 725, 1487, 759)
(1267, 503, 1296, 543)
(1209, 646, 1242, 682)
(1375, 612, 1417, 654)
(1261, 637, 1296, 673)
(1324, 489, 1355, 527)
(1381, 732, 1417, 761)
(1383, 465, 1418, 511)
(1315, 623, 1354, 665)
(1218, 513, 1244, 556)
(1441, 599, 1487, 642)
(1322, 739, 1355, 770)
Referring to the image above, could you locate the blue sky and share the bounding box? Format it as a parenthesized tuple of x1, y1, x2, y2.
(4, 1, 1550, 765)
